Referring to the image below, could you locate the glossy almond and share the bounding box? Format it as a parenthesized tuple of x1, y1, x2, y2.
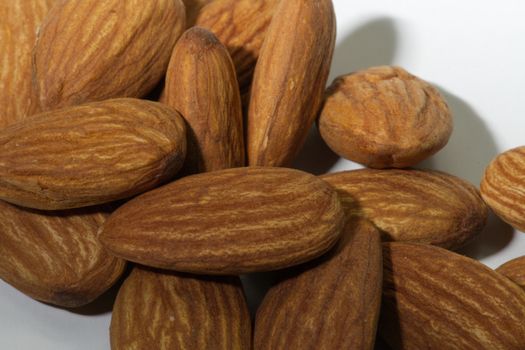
(247, 0, 336, 166)
(165, 27, 244, 173)
(319, 66, 452, 168)
(322, 169, 488, 250)
(0, 201, 125, 307)
(111, 267, 251, 350)
(480, 146, 525, 232)
(380, 242, 525, 350)
(31, 0, 185, 112)
(497, 256, 525, 290)
(0, 98, 186, 210)
(0, 0, 54, 127)
(100, 167, 345, 275)
(255, 219, 382, 350)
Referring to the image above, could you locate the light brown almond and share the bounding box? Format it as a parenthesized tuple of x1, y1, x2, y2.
(496, 256, 525, 290)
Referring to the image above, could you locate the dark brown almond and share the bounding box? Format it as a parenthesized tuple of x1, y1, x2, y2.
(99, 167, 345, 275)
(496, 256, 525, 290)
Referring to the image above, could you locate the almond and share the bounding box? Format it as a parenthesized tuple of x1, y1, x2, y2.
(31, 0, 185, 112)
(164, 27, 244, 173)
(254, 219, 382, 350)
(182, 0, 211, 26)
(110, 267, 251, 349)
(0, 0, 54, 127)
(480, 146, 525, 232)
(318, 66, 453, 168)
(0, 201, 125, 307)
(0, 98, 186, 210)
(99, 167, 345, 275)
(380, 242, 525, 350)
(247, 0, 336, 166)
(322, 169, 488, 250)
(496, 256, 525, 290)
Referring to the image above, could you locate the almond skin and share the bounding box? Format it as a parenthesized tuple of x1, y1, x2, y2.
(496, 256, 525, 290)
(0, 201, 125, 307)
(322, 169, 488, 250)
(247, 0, 336, 166)
(480, 146, 525, 232)
(99, 167, 345, 275)
(318, 66, 453, 168)
(0, 98, 186, 210)
(254, 219, 382, 350)
(31, 0, 185, 112)
(111, 267, 251, 350)
(380, 242, 525, 350)
(164, 27, 244, 173)
(0, 0, 54, 127)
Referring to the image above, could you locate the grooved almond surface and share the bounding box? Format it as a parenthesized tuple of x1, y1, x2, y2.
(247, 0, 336, 166)
(100, 167, 345, 275)
(0, 98, 186, 210)
(111, 267, 251, 350)
(165, 27, 244, 173)
(380, 242, 525, 350)
(0, 0, 54, 127)
(322, 169, 488, 250)
(496, 256, 525, 290)
(255, 219, 382, 350)
(0, 201, 125, 307)
(318, 66, 453, 168)
(31, 0, 185, 112)
(480, 146, 525, 232)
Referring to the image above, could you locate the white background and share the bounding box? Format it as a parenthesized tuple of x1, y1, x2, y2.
(1, 1, 525, 348)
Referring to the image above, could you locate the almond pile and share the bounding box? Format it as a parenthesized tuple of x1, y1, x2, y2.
(0, 0, 524, 349)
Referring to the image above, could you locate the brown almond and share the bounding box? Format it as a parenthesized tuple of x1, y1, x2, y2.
(318, 66, 453, 168)
(247, 0, 336, 166)
(254, 219, 382, 350)
(0, 201, 125, 307)
(182, 0, 212, 26)
(99, 167, 345, 275)
(380, 242, 525, 350)
(0, 98, 186, 210)
(164, 27, 244, 173)
(0, 0, 54, 127)
(480, 146, 525, 232)
(322, 169, 488, 250)
(496, 256, 525, 290)
(111, 267, 251, 350)
(31, 0, 185, 112)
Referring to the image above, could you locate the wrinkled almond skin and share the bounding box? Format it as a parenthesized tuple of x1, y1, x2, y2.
(380, 242, 525, 350)
(322, 169, 488, 250)
(165, 27, 244, 173)
(497, 256, 525, 290)
(247, 0, 336, 166)
(0, 201, 125, 307)
(111, 267, 251, 350)
(255, 219, 382, 350)
(100, 167, 345, 275)
(31, 0, 185, 112)
(0, 0, 54, 127)
(183, 0, 211, 26)
(0, 98, 186, 210)
(480, 146, 525, 232)
(318, 66, 453, 168)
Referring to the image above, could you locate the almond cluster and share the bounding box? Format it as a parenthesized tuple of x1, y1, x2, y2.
(1, 1, 524, 349)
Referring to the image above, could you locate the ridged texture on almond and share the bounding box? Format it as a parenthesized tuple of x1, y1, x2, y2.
(183, 0, 212, 26)
(111, 267, 250, 350)
(322, 169, 488, 250)
(100, 167, 345, 275)
(165, 27, 244, 174)
(497, 256, 525, 290)
(0, 201, 125, 307)
(31, 0, 185, 112)
(380, 242, 525, 350)
(319, 66, 453, 168)
(247, 0, 336, 166)
(480, 146, 525, 232)
(255, 219, 382, 350)
(0, 0, 54, 127)
(196, 0, 278, 99)
(0, 98, 186, 210)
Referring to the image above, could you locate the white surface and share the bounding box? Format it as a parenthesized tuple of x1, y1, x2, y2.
(1, 1, 525, 348)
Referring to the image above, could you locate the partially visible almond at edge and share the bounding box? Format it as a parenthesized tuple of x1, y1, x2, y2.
(497, 256, 525, 290)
